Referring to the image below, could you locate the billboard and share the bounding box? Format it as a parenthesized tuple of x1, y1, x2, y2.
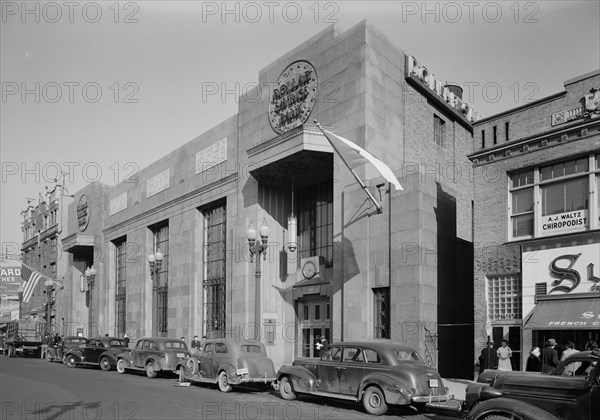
(1, 266, 23, 299)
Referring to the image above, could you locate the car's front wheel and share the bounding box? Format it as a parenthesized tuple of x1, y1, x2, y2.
(145, 362, 158, 378)
(65, 355, 77, 368)
(362, 386, 388, 416)
(99, 357, 111, 371)
(116, 359, 127, 374)
(278, 376, 297, 400)
(217, 371, 232, 392)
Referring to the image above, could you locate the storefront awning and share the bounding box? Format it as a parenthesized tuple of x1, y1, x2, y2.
(523, 295, 600, 330)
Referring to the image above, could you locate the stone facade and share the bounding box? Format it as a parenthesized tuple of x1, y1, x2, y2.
(56, 21, 476, 377)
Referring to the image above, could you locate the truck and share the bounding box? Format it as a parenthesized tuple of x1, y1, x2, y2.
(3, 320, 44, 358)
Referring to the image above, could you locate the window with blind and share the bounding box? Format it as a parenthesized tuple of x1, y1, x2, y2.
(203, 202, 226, 337)
(150, 222, 169, 336)
(114, 237, 127, 338)
(508, 154, 598, 240)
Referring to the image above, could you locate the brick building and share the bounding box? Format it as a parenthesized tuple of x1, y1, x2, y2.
(19, 184, 72, 332)
(470, 70, 600, 371)
(57, 22, 476, 377)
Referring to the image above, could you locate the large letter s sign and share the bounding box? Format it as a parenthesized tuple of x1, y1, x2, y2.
(549, 254, 581, 294)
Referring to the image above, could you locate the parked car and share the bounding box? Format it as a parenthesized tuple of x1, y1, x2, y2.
(275, 341, 454, 416)
(177, 338, 276, 392)
(116, 337, 190, 378)
(46, 336, 88, 362)
(64, 337, 129, 371)
(464, 349, 600, 420)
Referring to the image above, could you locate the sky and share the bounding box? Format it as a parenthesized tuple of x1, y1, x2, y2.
(1, 0, 599, 262)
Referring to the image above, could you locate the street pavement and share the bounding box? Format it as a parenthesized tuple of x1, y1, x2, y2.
(0, 355, 467, 420)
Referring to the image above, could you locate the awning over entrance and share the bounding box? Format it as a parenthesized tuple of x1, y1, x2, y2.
(523, 294, 600, 330)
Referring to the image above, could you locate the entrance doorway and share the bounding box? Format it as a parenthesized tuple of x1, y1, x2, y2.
(298, 297, 330, 358)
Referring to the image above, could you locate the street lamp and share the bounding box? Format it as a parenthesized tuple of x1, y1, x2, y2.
(17, 285, 24, 319)
(84, 266, 96, 336)
(247, 219, 270, 339)
(147, 250, 164, 281)
(148, 250, 164, 336)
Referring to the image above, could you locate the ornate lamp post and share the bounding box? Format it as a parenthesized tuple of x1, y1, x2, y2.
(247, 219, 270, 339)
(84, 266, 96, 336)
(17, 285, 24, 320)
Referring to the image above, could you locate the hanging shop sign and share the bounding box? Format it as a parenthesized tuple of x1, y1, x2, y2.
(269, 60, 318, 134)
(77, 194, 90, 232)
(551, 87, 600, 126)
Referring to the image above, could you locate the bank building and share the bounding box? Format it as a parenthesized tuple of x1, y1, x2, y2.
(51, 22, 479, 378)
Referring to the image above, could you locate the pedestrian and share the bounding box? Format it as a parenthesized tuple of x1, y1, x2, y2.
(525, 347, 542, 372)
(478, 340, 498, 373)
(191, 335, 201, 355)
(542, 338, 559, 374)
(41, 333, 51, 359)
(561, 341, 579, 361)
(123, 334, 130, 345)
(497, 339, 513, 371)
(315, 336, 323, 356)
(319, 336, 329, 357)
(585, 339, 598, 351)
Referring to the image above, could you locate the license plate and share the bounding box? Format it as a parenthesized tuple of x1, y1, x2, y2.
(428, 379, 439, 388)
(177, 353, 185, 358)
(236, 368, 248, 375)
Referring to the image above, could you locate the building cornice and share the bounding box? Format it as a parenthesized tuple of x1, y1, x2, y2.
(468, 119, 600, 166)
(247, 124, 324, 158)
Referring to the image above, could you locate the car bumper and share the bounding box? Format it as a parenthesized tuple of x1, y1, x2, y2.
(412, 394, 454, 403)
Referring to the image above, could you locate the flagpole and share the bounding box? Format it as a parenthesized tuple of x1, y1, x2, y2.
(315, 122, 383, 213)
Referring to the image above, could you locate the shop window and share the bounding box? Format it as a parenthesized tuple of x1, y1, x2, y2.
(487, 275, 522, 321)
(508, 155, 598, 241)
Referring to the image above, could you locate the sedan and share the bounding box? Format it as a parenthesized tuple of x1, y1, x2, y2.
(276, 340, 453, 416)
(64, 337, 129, 371)
(116, 337, 190, 378)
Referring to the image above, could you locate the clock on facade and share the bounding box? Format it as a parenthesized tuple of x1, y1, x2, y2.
(302, 260, 317, 279)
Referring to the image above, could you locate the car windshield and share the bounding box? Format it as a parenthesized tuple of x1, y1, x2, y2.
(394, 349, 422, 362)
(165, 341, 187, 350)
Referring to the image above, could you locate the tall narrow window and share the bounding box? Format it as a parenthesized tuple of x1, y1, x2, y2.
(203, 202, 226, 337)
(493, 125, 497, 144)
(374, 287, 390, 339)
(114, 237, 127, 337)
(505, 121, 509, 141)
(151, 222, 169, 336)
(481, 130, 485, 148)
(433, 115, 445, 146)
(298, 181, 333, 266)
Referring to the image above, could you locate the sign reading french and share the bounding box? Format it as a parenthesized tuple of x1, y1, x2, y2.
(538, 209, 588, 236)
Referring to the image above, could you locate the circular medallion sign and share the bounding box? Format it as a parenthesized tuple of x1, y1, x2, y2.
(77, 194, 90, 232)
(269, 60, 318, 134)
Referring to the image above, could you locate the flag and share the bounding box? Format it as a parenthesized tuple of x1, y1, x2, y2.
(318, 126, 403, 191)
(21, 264, 45, 303)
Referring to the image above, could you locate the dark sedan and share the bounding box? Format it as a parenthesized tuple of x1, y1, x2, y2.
(464, 349, 599, 420)
(64, 337, 129, 371)
(276, 340, 453, 416)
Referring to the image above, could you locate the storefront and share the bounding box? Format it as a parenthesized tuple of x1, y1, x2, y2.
(471, 69, 600, 372)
